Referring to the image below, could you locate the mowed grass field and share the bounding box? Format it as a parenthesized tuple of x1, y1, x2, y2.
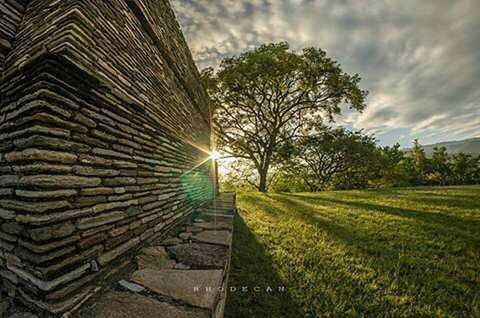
(225, 186, 480, 317)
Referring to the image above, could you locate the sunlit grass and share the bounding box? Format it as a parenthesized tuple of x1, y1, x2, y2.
(226, 185, 480, 317)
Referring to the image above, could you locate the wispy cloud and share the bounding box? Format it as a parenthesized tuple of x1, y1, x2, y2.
(172, 0, 480, 146)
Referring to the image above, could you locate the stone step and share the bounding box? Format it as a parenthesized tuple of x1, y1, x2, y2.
(196, 213, 234, 223)
(167, 243, 229, 269)
(212, 201, 235, 205)
(209, 202, 235, 207)
(94, 291, 209, 318)
(200, 208, 235, 215)
(190, 230, 232, 247)
(194, 221, 233, 231)
(130, 269, 223, 310)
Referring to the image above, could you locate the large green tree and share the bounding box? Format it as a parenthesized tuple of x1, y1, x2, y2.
(203, 42, 367, 192)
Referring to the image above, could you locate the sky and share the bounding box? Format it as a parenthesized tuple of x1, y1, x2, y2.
(172, 0, 480, 147)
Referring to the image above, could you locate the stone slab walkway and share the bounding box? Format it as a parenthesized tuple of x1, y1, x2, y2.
(73, 193, 236, 318)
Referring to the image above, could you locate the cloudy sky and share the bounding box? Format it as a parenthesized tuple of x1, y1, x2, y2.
(172, 0, 479, 146)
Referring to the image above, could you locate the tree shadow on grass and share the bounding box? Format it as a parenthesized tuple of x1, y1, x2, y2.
(239, 194, 414, 312)
(232, 193, 480, 317)
(345, 188, 480, 211)
(282, 193, 480, 242)
(407, 195, 480, 210)
(323, 186, 480, 208)
(262, 193, 404, 258)
(225, 213, 302, 318)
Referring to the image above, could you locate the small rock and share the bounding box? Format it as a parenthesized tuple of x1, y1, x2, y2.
(141, 246, 169, 258)
(174, 263, 190, 269)
(137, 246, 176, 270)
(179, 232, 192, 240)
(119, 280, 146, 293)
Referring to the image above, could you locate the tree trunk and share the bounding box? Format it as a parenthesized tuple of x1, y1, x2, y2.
(258, 169, 268, 192)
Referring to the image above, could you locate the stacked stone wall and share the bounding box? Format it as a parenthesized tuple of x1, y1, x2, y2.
(0, 0, 215, 315)
(0, 0, 27, 73)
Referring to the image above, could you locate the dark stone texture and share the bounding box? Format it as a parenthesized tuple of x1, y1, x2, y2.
(93, 291, 209, 318)
(191, 231, 232, 247)
(167, 243, 228, 269)
(27, 222, 76, 241)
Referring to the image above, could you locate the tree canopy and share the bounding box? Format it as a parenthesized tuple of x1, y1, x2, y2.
(282, 126, 378, 191)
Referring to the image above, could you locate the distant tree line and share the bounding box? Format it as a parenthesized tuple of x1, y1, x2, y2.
(221, 129, 480, 192)
(374, 139, 480, 188)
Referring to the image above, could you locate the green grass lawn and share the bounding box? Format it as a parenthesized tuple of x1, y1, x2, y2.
(225, 186, 480, 317)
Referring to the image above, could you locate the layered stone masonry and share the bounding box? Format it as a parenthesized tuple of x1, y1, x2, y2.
(74, 193, 236, 318)
(0, 0, 215, 315)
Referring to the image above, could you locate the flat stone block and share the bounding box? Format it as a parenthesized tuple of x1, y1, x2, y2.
(94, 291, 209, 318)
(167, 243, 228, 269)
(76, 211, 125, 230)
(119, 280, 145, 293)
(191, 231, 232, 247)
(161, 237, 182, 246)
(9, 313, 39, 318)
(131, 269, 223, 309)
(19, 175, 101, 188)
(197, 214, 234, 223)
(195, 222, 233, 231)
(179, 232, 192, 240)
(27, 222, 75, 241)
(185, 226, 203, 233)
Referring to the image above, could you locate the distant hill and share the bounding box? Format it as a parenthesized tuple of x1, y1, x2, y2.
(407, 137, 480, 156)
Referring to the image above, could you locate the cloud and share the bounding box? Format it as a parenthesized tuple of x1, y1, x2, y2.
(172, 0, 480, 146)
